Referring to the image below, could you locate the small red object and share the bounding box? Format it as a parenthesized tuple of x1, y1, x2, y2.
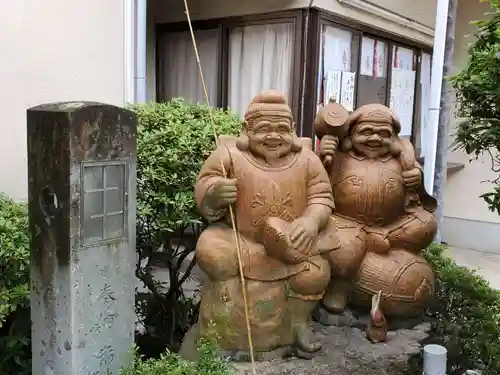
(366, 290, 388, 343)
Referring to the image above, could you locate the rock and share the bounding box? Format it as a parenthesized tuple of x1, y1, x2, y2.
(233, 322, 430, 375)
(313, 306, 368, 328)
(314, 306, 428, 331)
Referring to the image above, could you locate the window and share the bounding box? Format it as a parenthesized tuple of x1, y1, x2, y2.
(157, 29, 220, 105)
(313, 24, 358, 150)
(310, 14, 425, 146)
(228, 23, 295, 118)
(157, 14, 300, 118)
(317, 25, 357, 111)
(81, 163, 127, 246)
(389, 46, 417, 137)
(156, 12, 425, 145)
(357, 36, 389, 107)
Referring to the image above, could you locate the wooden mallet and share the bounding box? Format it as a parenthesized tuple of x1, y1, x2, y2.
(313, 96, 350, 168)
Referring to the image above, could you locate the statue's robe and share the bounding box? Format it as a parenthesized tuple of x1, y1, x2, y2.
(195, 138, 338, 283)
(322, 138, 437, 316)
(193, 138, 339, 351)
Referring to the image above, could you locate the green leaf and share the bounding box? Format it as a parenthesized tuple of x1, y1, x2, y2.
(451, 2, 500, 215)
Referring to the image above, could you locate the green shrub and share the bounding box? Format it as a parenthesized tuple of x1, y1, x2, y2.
(121, 325, 234, 375)
(408, 244, 500, 375)
(129, 99, 241, 355)
(450, 0, 500, 214)
(0, 194, 31, 375)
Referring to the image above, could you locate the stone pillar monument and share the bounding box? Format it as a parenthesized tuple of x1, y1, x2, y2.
(27, 102, 137, 375)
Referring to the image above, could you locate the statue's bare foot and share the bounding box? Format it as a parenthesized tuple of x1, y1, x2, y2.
(322, 288, 348, 314)
(295, 322, 322, 354)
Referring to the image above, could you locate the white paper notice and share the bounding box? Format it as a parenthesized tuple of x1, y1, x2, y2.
(324, 70, 342, 104)
(393, 47, 414, 71)
(390, 68, 416, 136)
(323, 26, 352, 72)
(360, 37, 375, 76)
(375, 41, 387, 78)
(340, 72, 356, 112)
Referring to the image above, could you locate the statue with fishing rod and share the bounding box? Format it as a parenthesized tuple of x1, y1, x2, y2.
(181, 91, 339, 360)
(180, 92, 437, 362)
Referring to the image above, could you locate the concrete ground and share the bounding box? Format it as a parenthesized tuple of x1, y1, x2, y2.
(444, 246, 500, 290)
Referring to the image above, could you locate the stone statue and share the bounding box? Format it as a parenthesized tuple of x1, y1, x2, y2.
(184, 91, 340, 359)
(315, 102, 437, 319)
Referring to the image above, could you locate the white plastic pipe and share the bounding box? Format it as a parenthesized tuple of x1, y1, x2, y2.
(424, 0, 451, 195)
(123, 0, 136, 104)
(423, 344, 447, 375)
(135, 0, 148, 103)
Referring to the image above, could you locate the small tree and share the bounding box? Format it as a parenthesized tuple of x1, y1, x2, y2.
(450, 0, 500, 214)
(129, 99, 241, 356)
(0, 195, 31, 375)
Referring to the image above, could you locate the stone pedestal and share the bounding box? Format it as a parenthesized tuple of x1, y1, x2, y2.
(235, 322, 431, 375)
(27, 102, 137, 375)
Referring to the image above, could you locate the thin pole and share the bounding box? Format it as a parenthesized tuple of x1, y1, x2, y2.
(433, 0, 457, 243)
(299, 0, 314, 135)
(182, 1, 257, 373)
(424, 0, 451, 195)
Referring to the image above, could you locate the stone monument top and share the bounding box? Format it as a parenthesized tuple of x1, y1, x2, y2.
(27, 101, 137, 375)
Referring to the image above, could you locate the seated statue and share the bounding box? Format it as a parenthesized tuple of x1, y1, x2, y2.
(316, 103, 437, 319)
(184, 91, 340, 360)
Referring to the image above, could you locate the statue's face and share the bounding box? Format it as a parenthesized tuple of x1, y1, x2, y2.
(351, 121, 394, 158)
(247, 115, 294, 161)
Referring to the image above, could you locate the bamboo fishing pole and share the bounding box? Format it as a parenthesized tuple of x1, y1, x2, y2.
(182, 1, 257, 373)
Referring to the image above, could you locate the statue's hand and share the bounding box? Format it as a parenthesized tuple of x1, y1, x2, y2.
(208, 178, 238, 209)
(365, 228, 390, 253)
(289, 217, 319, 254)
(402, 167, 422, 189)
(319, 135, 339, 159)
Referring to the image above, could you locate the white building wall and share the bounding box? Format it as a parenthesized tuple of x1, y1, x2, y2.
(442, 0, 500, 253)
(0, 0, 126, 200)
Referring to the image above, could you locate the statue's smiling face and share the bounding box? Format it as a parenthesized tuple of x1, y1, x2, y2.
(248, 115, 294, 160)
(351, 122, 394, 158)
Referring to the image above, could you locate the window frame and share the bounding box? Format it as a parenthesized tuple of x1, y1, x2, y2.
(302, 11, 363, 137)
(155, 10, 304, 121)
(156, 9, 433, 145)
(156, 20, 225, 107)
(387, 42, 420, 141)
(80, 160, 129, 247)
(223, 12, 303, 120)
(319, 21, 361, 104)
(302, 9, 432, 141)
(413, 47, 433, 157)
(356, 33, 393, 109)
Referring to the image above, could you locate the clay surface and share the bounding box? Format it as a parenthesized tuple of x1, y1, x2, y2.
(189, 91, 338, 357)
(316, 103, 437, 320)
